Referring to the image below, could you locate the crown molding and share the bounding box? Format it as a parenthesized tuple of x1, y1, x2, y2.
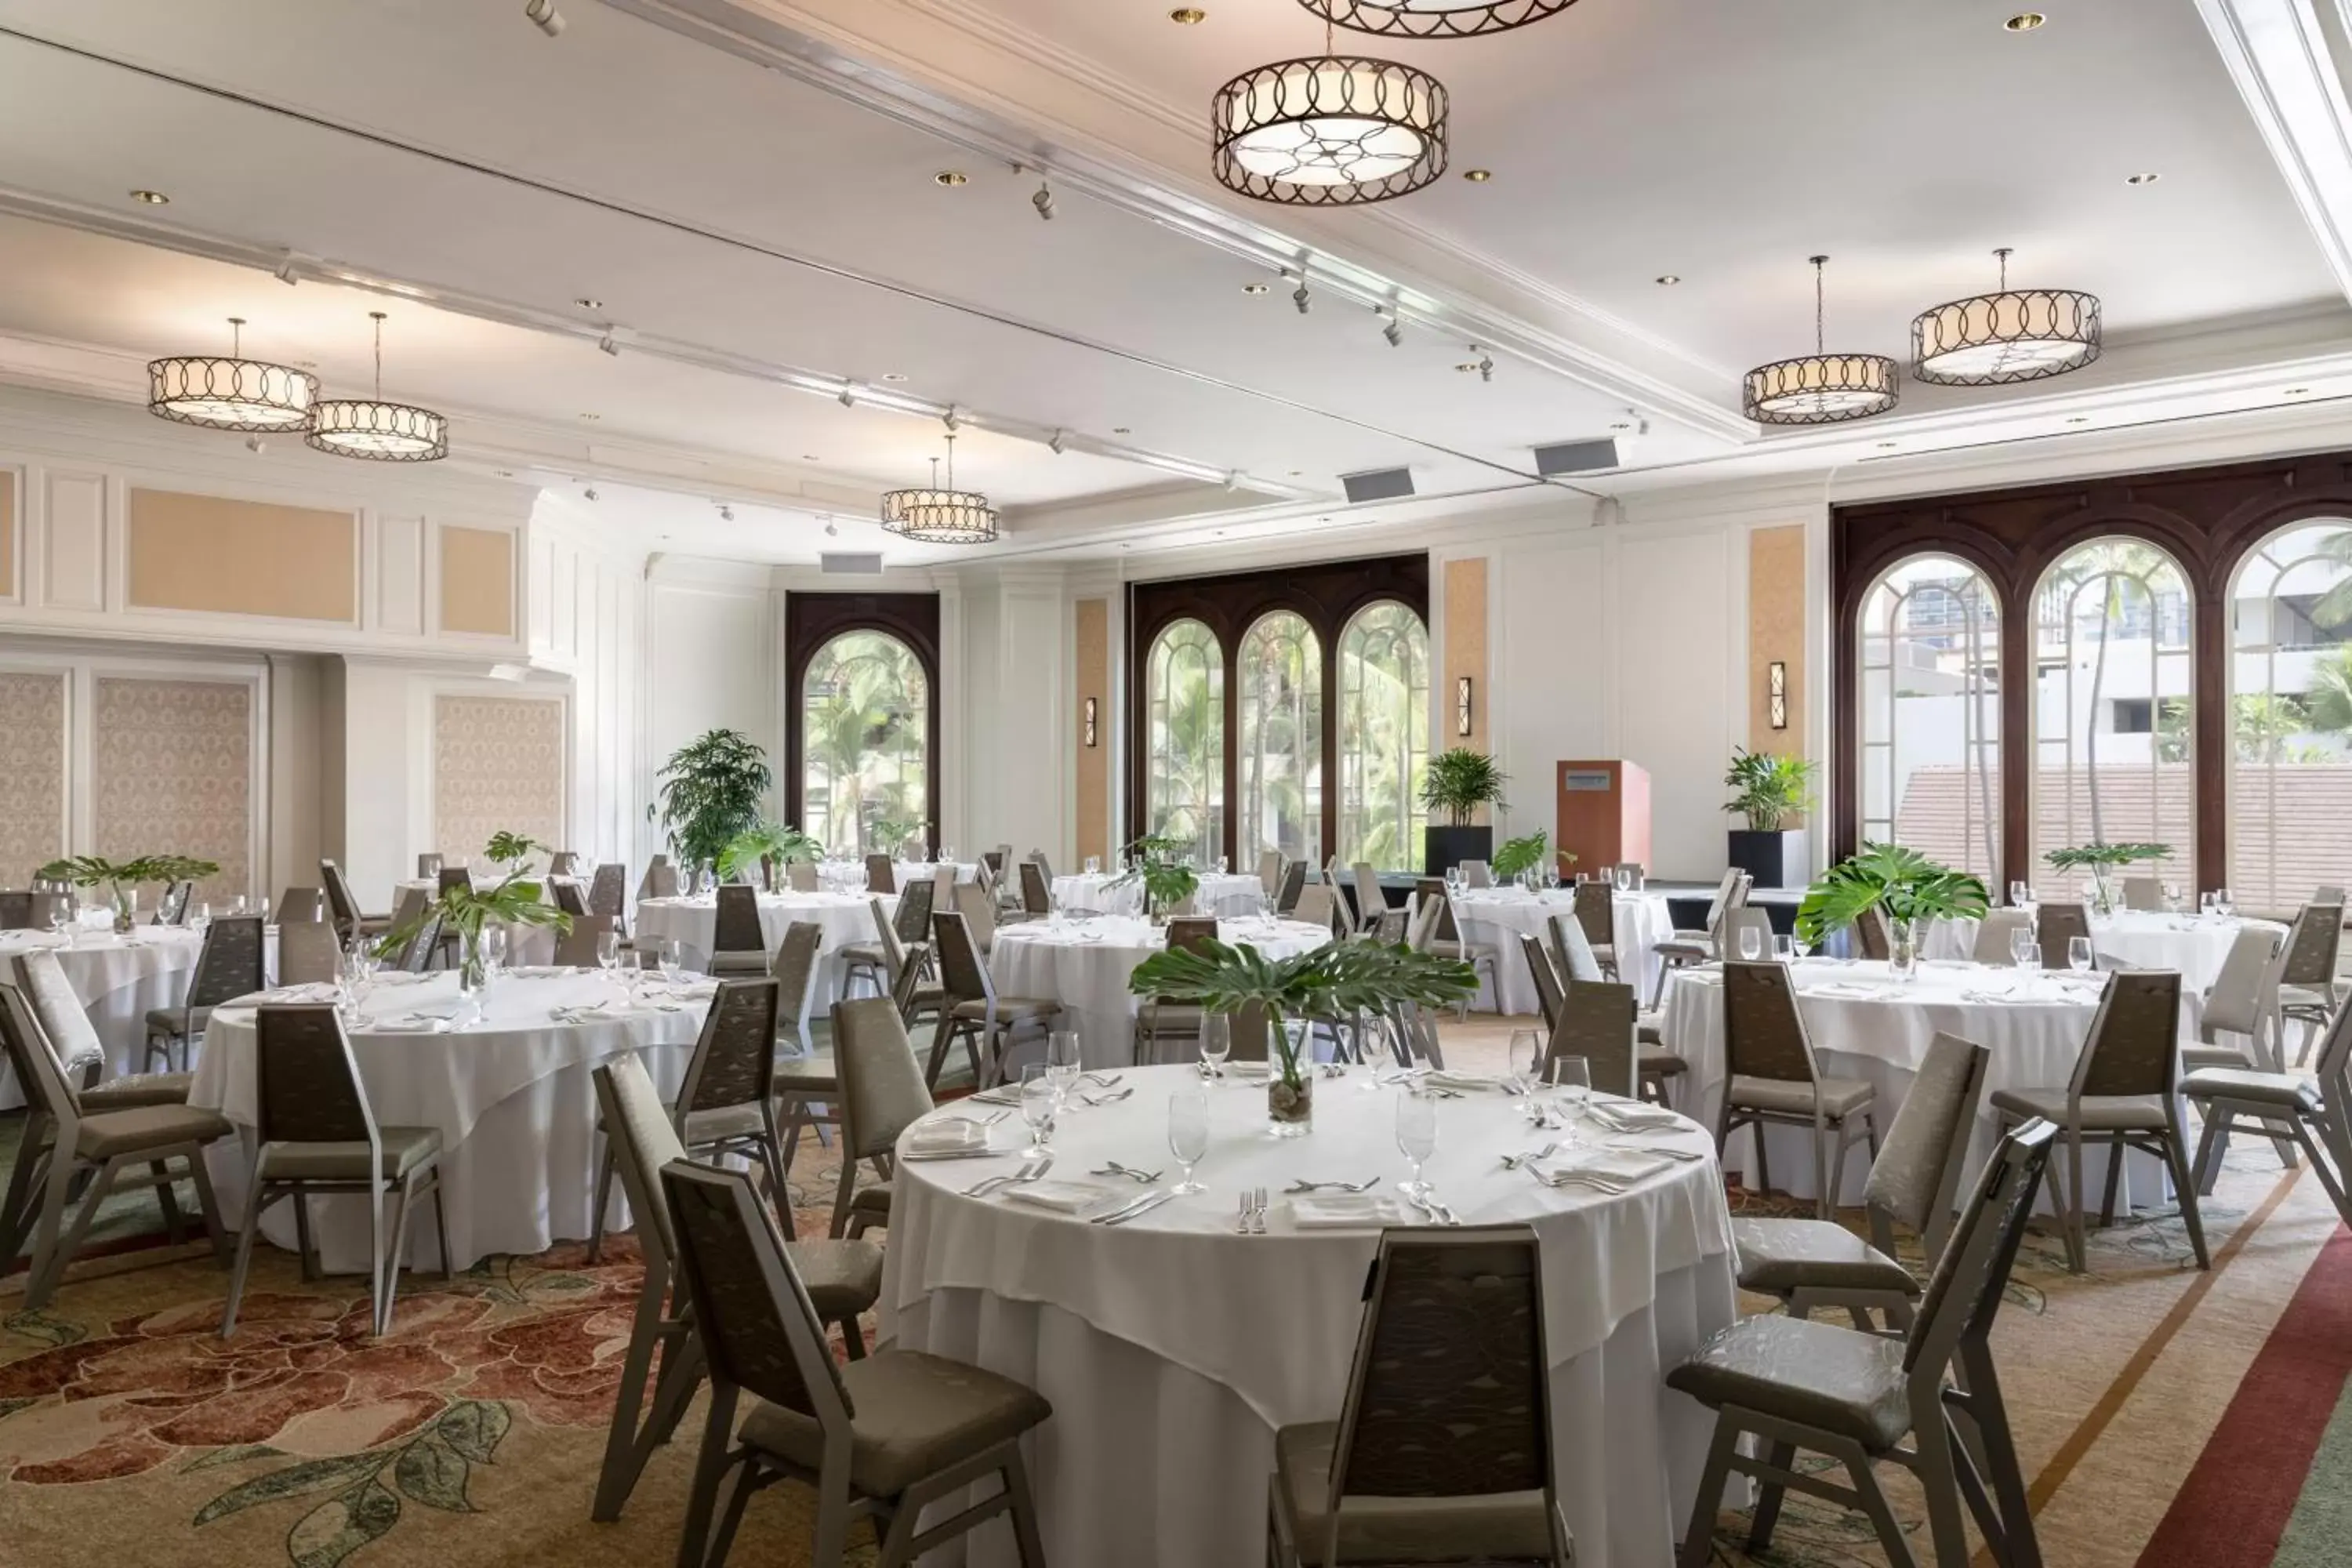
(2195, 0, 2352, 303)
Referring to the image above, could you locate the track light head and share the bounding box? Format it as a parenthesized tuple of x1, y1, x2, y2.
(1382, 315, 1403, 348)
(839, 384, 856, 408)
(273, 258, 298, 286)
(583, 486, 599, 501)
(1047, 429, 1068, 455)
(1032, 180, 1055, 221)
(1293, 280, 1312, 315)
(717, 503, 735, 522)
(244, 435, 267, 454)
(823, 518, 840, 536)
(524, 0, 564, 38)
(597, 333, 619, 357)
(1478, 350, 1495, 383)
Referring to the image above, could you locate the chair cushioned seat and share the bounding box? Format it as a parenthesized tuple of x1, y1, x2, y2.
(771, 1056, 840, 1095)
(1654, 939, 1711, 963)
(950, 997, 1059, 1022)
(2180, 1043, 2254, 1073)
(851, 1181, 893, 1218)
(681, 1103, 769, 1145)
(785, 1237, 884, 1320)
(706, 951, 771, 977)
(2280, 984, 2336, 1011)
(1427, 940, 1498, 965)
(2180, 1068, 2323, 1113)
(1272, 1421, 1559, 1563)
(143, 1004, 213, 1037)
(836, 942, 886, 966)
(1639, 1047, 1688, 1076)
(1728, 1073, 1874, 1118)
(1636, 1010, 1665, 1046)
(78, 1071, 193, 1110)
(74, 1103, 233, 1160)
(739, 1348, 1051, 1499)
(1988, 1087, 2169, 1130)
(257, 1126, 441, 1181)
(1138, 1004, 1205, 1033)
(1666, 1315, 1913, 1452)
(1733, 1217, 1919, 1298)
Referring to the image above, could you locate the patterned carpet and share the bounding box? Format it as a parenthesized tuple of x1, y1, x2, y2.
(2, 1018, 2347, 1568)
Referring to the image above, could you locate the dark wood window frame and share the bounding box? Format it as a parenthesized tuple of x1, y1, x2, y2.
(1833, 449, 2352, 891)
(784, 591, 942, 851)
(1127, 552, 1428, 868)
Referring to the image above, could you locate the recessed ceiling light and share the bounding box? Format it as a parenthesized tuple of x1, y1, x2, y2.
(573, 296, 601, 310)
(2286, 386, 2311, 394)
(1288, 469, 1302, 476)
(2004, 12, 2046, 31)
(881, 372, 909, 382)
(1463, 169, 1494, 183)
(1455, 361, 1482, 372)
(1876, 441, 1897, 448)
(1610, 422, 1632, 431)
(1243, 282, 1269, 296)
(935, 170, 967, 187)
(802, 453, 821, 461)
(1169, 6, 1206, 22)
(1113, 426, 1131, 434)
(1655, 274, 1681, 285)
(129, 189, 169, 205)
(2126, 172, 2161, 185)
(2067, 416, 2089, 424)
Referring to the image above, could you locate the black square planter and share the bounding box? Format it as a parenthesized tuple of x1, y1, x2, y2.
(1423, 826, 1493, 877)
(1728, 829, 1807, 890)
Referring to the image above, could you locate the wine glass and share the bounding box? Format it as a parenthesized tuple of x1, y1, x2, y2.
(1552, 1056, 1592, 1127)
(1737, 926, 1763, 962)
(596, 927, 621, 981)
(1045, 1031, 1083, 1097)
(1085, 855, 1102, 876)
(1507, 1028, 1544, 1098)
(2162, 880, 2182, 913)
(1019, 1062, 1059, 1156)
(1394, 1089, 1439, 1198)
(2009, 925, 2038, 971)
(2009, 880, 2031, 910)
(188, 901, 210, 936)
(2215, 887, 2236, 918)
(1773, 934, 1796, 962)
(482, 925, 509, 975)
(656, 938, 683, 993)
(1615, 866, 1634, 893)
(2067, 936, 2095, 975)
(1167, 1089, 1209, 1195)
(1200, 1013, 1231, 1078)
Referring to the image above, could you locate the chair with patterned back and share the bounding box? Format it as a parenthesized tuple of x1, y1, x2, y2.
(2034, 901, 2092, 971)
(2185, 986, 2352, 1229)
(777, 858, 810, 891)
(1991, 969, 2203, 1272)
(1259, 849, 1284, 898)
(707, 884, 771, 977)
(1547, 912, 1602, 985)
(1716, 960, 1879, 1219)
(553, 878, 591, 920)
(1572, 880, 1619, 981)
(1652, 869, 1754, 1004)
(924, 911, 1060, 1090)
(552, 914, 615, 970)
(1018, 859, 1052, 918)
(1547, 978, 1638, 1100)
(1458, 859, 1493, 889)
(1854, 903, 1893, 962)
(1290, 882, 1339, 938)
(826, 996, 941, 1241)
(2277, 899, 2345, 1065)
(319, 859, 387, 946)
(0, 892, 31, 931)
(2183, 925, 2285, 1076)
(416, 853, 443, 880)
(587, 862, 628, 938)
(154, 880, 194, 927)
(1137, 916, 1220, 1063)
(547, 851, 579, 878)
(862, 853, 895, 895)
(768, 922, 847, 1167)
(277, 920, 343, 985)
(1519, 935, 1564, 1035)
(836, 897, 898, 1001)
(144, 914, 267, 1073)
(639, 855, 676, 901)
(1276, 858, 1308, 915)
(222, 1004, 447, 1336)
(953, 880, 1001, 955)
(1032, 851, 1058, 887)
(1971, 909, 2032, 965)
(1266, 1225, 1571, 1568)
(1349, 862, 1385, 935)
(437, 866, 474, 898)
(2120, 875, 2162, 911)
(278, 886, 327, 924)
(383, 889, 434, 971)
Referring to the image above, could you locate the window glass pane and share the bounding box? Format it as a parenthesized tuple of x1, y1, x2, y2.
(800, 630, 927, 856)
(1337, 601, 1428, 869)
(2031, 539, 2195, 899)
(2228, 520, 2352, 909)
(1237, 612, 1322, 866)
(1145, 619, 1224, 863)
(1856, 556, 2002, 882)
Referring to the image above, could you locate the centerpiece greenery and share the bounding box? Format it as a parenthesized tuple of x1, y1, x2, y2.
(1724, 748, 1816, 831)
(2046, 840, 2170, 914)
(717, 821, 822, 889)
(484, 830, 546, 874)
(1108, 832, 1200, 922)
(1420, 748, 1508, 877)
(649, 728, 773, 876)
(1490, 829, 1551, 883)
(1129, 936, 1477, 1131)
(868, 818, 923, 855)
(38, 854, 220, 932)
(377, 833, 570, 989)
(1795, 842, 1989, 975)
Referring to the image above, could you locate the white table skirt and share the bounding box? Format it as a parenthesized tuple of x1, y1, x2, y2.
(0, 927, 220, 1109)
(632, 891, 895, 1010)
(1051, 872, 1270, 919)
(1929, 910, 2282, 1036)
(989, 917, 1332, 1067)
(1452, 890, 1679, 1013)
(891, 861, 978, 891)
(187, 969, 704, 1271)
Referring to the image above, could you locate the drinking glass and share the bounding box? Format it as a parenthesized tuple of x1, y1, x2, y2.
(1167, 1089, 1209, 1194)
(1737, 926, 1763, 961)
(597, 928, 621, 979)
(941, 845, 956, 867)
(1019, 1063, 1059, 1156)
(1615, 866, 1634, 893)
(1552, 1052, 1592, 1111)
(482, 925, 509, 974)
(2067, 936, 2094, 974)
(1046, 1031, 1083, 1096)
(1218, 855, 1230, 874)
(1200, 1013, 1231, 1077)
(1394, 1089, 1439, 1197)
(2009, 926, 2038, 970)
(2162, 881, 2182, 913)
(188, 901, 210, 935)
(1507, 1028, 1544, 1096)
(2215, 887, 2235, 918)
(1773, 934, 1796, 962)
(2009, 880, 2031, 909)
(1084, 855, 1101, 876)
(657, 938, 683, 992)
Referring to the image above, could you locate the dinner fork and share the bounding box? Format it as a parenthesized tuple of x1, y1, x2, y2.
(1284, 1175, 1381, 1193)
(1235, 1192, 1254, 1234)
(1500, 1142, 1563, 1171)
(1093, 1160, 1162, 1184)
(964, 1155, 1051, 1197)
(1250, 1187, 1269, 1234)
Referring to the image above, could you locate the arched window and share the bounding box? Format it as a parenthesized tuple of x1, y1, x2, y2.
(800, 630, 928, 857)
(1145, 618, 1225, 863)
(2031, 539, 2195, 899)
(1856, 556, 2002, 883)
(2228, 521, 2352, 907)
(1337, 601, 1429, 868)
(1238, 611, 1323, 866)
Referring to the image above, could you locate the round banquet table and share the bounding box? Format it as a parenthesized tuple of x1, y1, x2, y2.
(1450, 887, 1680, 1012)
(1659, 956, 2163, 1208)
(187, 967, 705, 1271)
(1051, 871, 1270, 919)
(1928, 909, 2283, 1030)
(0, 927, 212, 1109)
(880, 1065, 1737, 1568)
(889, 860, 978, 891)
(631, 891, 895, 1007)
(989, 916, 1332, 1068)
(392, 877, 582, 965)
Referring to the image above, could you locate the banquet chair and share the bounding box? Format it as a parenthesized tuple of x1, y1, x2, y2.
(1990, 969, 2207, 1273)
(2275, 899, 2344, 1065)
(552, 915, 615, 969)
(277, 920, 343, 985)
(660, 1161, 1051, 1568)
(416, 853, 443, 880)
(1653, 869, 1754, 1004)
(221, 1004, 448, 1337)
(278, 886, 328, 924)
(1731, 1033, 1990, 1334)
(0, 983, 231, 1309)
(1033, 850, 1058, 887)
(1370, 907, 1409, 945)
(587, 863, 630, 941)
(2181, 927, 2285, 1076)
(1136, 916, 1221, 1063)
(554, 878, 591, 920)
(392, 898, 441, 974)
(851, 882, 935, 1000)
(589, 979, 793, 1261)
(827, 995, 943, 1240)
(1410, 893, 1498, 1019)
(1018, 859, 1052, 919)
(707, 884, 772, 978)
(1547, 978, 1638, 1100)
(1260, 848, 1285, 897)
(2034, 901, 2092, 971)
(2184, 991, 2352, 1227)
(783, 858, 815, 891)
(868, 906, 945, 1036)
(320, 858, 390, 946)
(925, 912, 1061, 1091)
(864, 853, 896, 895)
(2121, 876, 2163, 911)
(642, 856, 680, 901)
(1453, 859, 1489, 889)
(1855, 905, 1893, 962)
(1552, 915, 1684, 1102)
(1972, 910, 2032, 966)
(548, 851, 579, 877)
(586, 1058, 882, 1524)
(1266, 1225, 1573, 1568)
(1720, 906, 1776, 964)
(0, 891, 65, 930)
(1670, 1119, 2053, 1568)
(1519, 935, 1564, 1034)
(437, 866, 474, 898)
(144, 914, 266, 1073)
(1573, 880, 1619, 981)
(1351, 862, 1385, 934)
(13, 949, 191, 1109)
(1292, 882, 1341, 938)
(839, 895, 898, 1001)
(154, 879, 194, 926)
(1715, 960, 1878, 1219)
(769, 923, 846, 1165)
(1276, 858, 1308, 915)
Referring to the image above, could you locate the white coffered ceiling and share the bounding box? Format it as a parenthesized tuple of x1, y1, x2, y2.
(0, 0, 2349, 561)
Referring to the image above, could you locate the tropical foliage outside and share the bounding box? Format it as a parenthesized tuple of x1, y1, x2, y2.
(1237, 612, 1323, 865)
(801, 630, 928, 858)
(1338, 601, 1428, 869)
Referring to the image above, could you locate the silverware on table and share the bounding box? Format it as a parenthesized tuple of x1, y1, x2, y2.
(1283, 1176, 1381, 1194)
(1093, 1188, 1178, 1226)
(1603, 1138, 1706, 1163)
(1079, 1072, 1125, 1088)
(1500, 1142, 1563, 1171)
(964, 1154, 1052, 1197)
(1252, 1187, 1269, 1234)
(1093, 1160, 1162, 1184)
(1079, 1087, 1135, 1107)
(1235, 1192, 1254, 1234)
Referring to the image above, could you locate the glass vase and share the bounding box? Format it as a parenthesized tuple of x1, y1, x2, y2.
(110, 885, 136, 935)
(1889, 917, 1918, 982)
(1268, 1070, 1314, 1137)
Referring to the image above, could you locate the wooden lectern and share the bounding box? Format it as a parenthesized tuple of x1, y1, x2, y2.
(1556, 760, 1651, 874)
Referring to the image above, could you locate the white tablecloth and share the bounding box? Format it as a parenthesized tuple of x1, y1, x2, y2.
(188, 968, 705, 1271)
(0, 927, 213, 1108)
(880, 1065, 1737, 1567)
(1451, 889, 1680, 1013)
(632, 891, 896, 1009)
(889, 861, 978, 891)
(1929, 910, 2282, 1008)
(989, 916, 1332, 1067)
(1051, 872, 1270, 919)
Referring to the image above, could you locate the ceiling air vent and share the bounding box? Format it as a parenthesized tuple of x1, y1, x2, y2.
(1340, 466, 1416, 504)
(819, 551, 884, 576)
(1531, 437, 1621, 476)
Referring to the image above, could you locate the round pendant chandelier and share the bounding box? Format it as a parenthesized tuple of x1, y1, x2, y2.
(307, 311, 448, 462)
(1212, 13, 1447, 208)
(1912, 248, 2101, 386)
(880, 429, 998, 545)
(147, 317, 318, 433)
(1744, 256, 1900, 425)
(1297, 0, 1583, 41)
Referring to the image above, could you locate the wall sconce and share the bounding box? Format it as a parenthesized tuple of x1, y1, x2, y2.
(1455, 676, 1474, 737)
(1083, 696, 1098, 748)
(1767, 661, 1788, 730)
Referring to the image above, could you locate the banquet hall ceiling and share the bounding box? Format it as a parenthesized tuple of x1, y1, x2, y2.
(0, 0, 2348, 561)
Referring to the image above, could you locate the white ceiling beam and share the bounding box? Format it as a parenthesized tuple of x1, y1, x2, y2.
(2196, 0, 2352, 302)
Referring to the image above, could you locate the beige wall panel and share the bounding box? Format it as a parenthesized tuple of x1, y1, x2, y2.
(1074, 597, 1109, 864)
(0, 670, 65, 885)
(126, 488, 357, 622)
(1442, 556, 1491, 823)
(0, 469, 16, 598)
(440, 525, 516, 638)
(92, 677, 252, 903)
(1747, 525, 1809, 820)
(434, 694, 564, 863)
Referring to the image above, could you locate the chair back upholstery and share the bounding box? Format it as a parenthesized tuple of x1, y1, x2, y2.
(1856, 904, 1893, 961)
(644, 859, 680, 900)
(1352, 862, 1384, 927)
(278, 920, 343, 985)
(548, 851, 579, 878)
(1973, 910, 2032, 966)
(1519, 935, 1564, 1033)
(1722, 960, 1819, 1087)
(156, 880, 194, 927)
(891, 878, 935, 947)
(1229, 1000, 1272, 1062)
(552, 915, 615, 969)
(1573, 880, 1613, 953)
(2316, 884, 2347, 903)
(932, 864, 957, 912)
(1861, 1033, 1991, 1246)
(1903, 1119, 2057, 1378)
(1703, 868, 1744, 933)
(677, 979, 781, 1118)
(588, 863, 627, 924)
(1276, 858, 1308, 913)
(1018, 860, 1051, 916)
(2036, 902, 2092, 971)
(2281, 900, 2343, 986)
(1259, 850, 1283, 896)
(1403, 895, 1443, 953)
(1330, 1227, 1552, 1509)
(787, 859, 818, 892)
(320, 860, 364, 939)
(953, 881, 1000, 953)
(869, 900, 919, 993)
(2071, 970, 2182, 1100)
(396, 904, 441, 975)
(1548, 913, 1603, 984)
(278, 887, 327, 924)
(771, 922, 822, 1047)
(989, 844, 1011, 874)
(864, 853, 895, 895)
(416, 853, 443, 880)
(711, 884, 765, 956)
(0, 891, 70, 930)
(1549, 979, 1637, 1098)
(1032, 851, 1057, 887)
(2120, 876, 2162, 911)
(437, 866, 474, 898)
(593, 1054, 684, 1268)
(13, 949, 104, 1082)
(252, 1004, 378, 1150)
(1290, 882, 1338, 936)
(1720, 906, 1774, 962)
(931, 911, 991, 1004)
(2310, 988, 2352, 1104)
(660, 1162, 854, 1429)
(2204, 926, 2283, 1037)
(190, 916, 268, 1009)
(0, 982, 79, 1125)
(553, 879, 590, 919)
(833, 996, 936, 1161)
(1460, 859, 1493, 889)
(1166, 916, 1221, 955)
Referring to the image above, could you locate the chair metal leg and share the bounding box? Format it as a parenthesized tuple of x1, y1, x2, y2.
(1004, 1447, 1048, 1567)
(368, 1180, 393, 1336)
(1752, 1114, 1773, 1200)
(2161, 1109, 2211, 1270)
(1843, 1451, 1922, 1568)
(2062, 1127, 2088, 1273)
(1911, 1389, 1974, 1568)
(809, 1465, 854, 1568)
(150, 1158, 187, 1245)
(587, 1143, 617, 1262)
(2191, 1108, 2228, 1196)
(1812, 1117, 1834, 1221)
(293, 1188, 318, 1281)
(2098, 1133, 2125, 1227)
(430, 1180, 455, 1278)
(0, 1112, 52, 1265)
(31, 1153, 123, 1308)
(182, 1144, 229, 1264)
(592, 1258, 670, 1523)
(673, 1385, 739, 1568)
(828, 1153, 859, 1240)
(1677, 1417, 1743, 1568)
(381, 1175, 419, 1335)
(708, 1461, 763, 1567)
(1747, 1438, 1796, 1551)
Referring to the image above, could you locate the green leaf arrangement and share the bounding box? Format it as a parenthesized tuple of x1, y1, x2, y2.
(867, 818, 923, 853)
(1795, 842, 1990, 949)
(1723, 747, 1817, 832)
(716, 821, 822, 883)
(1419, 749, 1507, 827)
(38, 854, 221, 889)
(483, 830, 546, 871)
(1490, 830, 1550, 881)
(2045, 841, 2171, 872)
(648, 728, 774, 871)
(376, 862, 570, 968)
(1107, 833, 1200, 913)
(1128, 936, 1476, 1087)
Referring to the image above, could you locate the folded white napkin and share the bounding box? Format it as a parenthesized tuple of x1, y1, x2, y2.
(1425, 1070, 1503, 1091)
(370, 1014, 448, 1033)
(999, 1179, 1119, 1214)
(507, 965, 570, 979)
(1810, 982, 1891, 1000)
(550, 1002, 626, 1023)
(371, 970, 435, 987)
(1546, 1148, 1679, 1185)
(967, 1085, 1025, 1106)
(1288, 1193, 1416, 1229)
(1584, 1099, 1684, 1133)
(906, 1120, 990, 1156)
(1225, 1060, 1273, 1080)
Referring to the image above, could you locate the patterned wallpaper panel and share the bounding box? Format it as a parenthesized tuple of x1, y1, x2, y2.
(0, 672, 66, 887)
(92, 677, 252, 904)
(434, 695, 564, 866)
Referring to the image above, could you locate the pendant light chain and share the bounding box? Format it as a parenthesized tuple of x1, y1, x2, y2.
(1813, 256, 1827, 356)
(370, 311, 387, 398)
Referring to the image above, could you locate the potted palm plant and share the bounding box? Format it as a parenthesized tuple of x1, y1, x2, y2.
(1129, 936, 1476, 1134)
(650, 728, 773, 882)
(1795, 843, 1989, 978)
(1420, 749, 1507, 876)
(1723, 747, 1817, 889)
(38, 854, 220, 932)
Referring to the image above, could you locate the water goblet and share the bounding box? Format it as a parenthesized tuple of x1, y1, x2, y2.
(1167, 1090, 1209, 1194)
(1085, 855, 1102, 876)
(1019, 1063, 1060, 1156)
(656, 938, 684, 993)
(2068, 936, 2095, 975)
(1737, 926, 1763, 962)
(2215, 887, 2235, 918)
(2009, 926, 2038, 971)
(1394, 1089, 1438, 1198)
(481, 924, 509, 975)
(1200, 1014, 1231, 1078)
(1773, 934, 1796, 962)
(1551, 1056, 1592, 1132)
(1507, 1028, 1544, 1098)
(2009, 880, 2031, 910)
(597, 928, 621, 981)
(1045, 1030, 1083, 1097)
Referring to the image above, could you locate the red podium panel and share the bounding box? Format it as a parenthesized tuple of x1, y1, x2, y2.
(1556, 760, 1650, 874)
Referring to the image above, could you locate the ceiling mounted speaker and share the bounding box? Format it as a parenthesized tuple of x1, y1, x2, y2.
(1531, 438, 1619, 476)
(820, 551, 885, 575)
(1341, 466, 1416, 503)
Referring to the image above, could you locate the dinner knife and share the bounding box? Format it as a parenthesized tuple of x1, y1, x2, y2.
(1092, 1189, 1179, 1226)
